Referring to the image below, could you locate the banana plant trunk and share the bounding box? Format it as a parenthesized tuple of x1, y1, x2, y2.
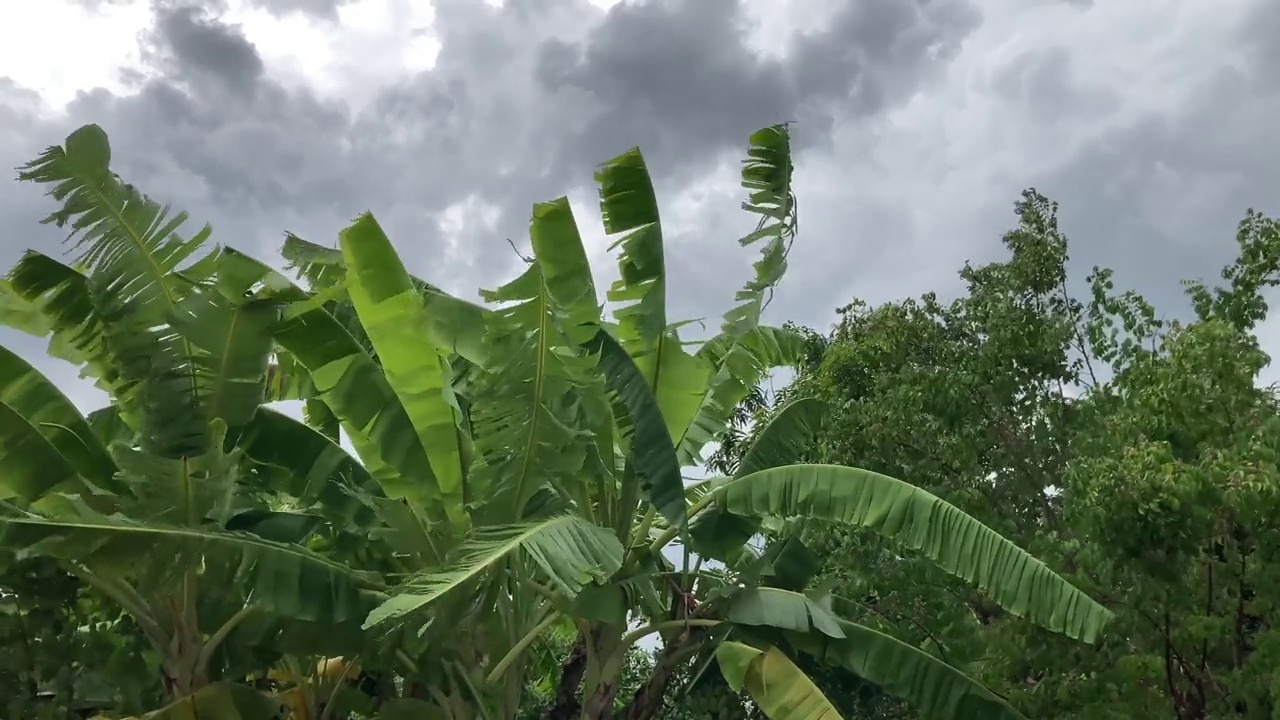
(160, 595, 208, 700)
(544, 635, 588, 719)
(543, 624, 628, 720)
(620, 626, 712, 720)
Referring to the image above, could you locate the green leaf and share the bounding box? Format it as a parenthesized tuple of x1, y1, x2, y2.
(282, 231, 492, 367)
(1, 496, 382, 624)
(4, 252, 127, 400)
(0, 342, 116, 488)
(0, 402, 86, 502)
(736, 397, 826, 477)
(584, 328, 687, 530)
(678, 325, 807, 465)
(19, 125, 212, 311)
(474, 259, 592, 516)
(716, 641, 842, 720)
(339, 212, 466, 523)
(0, 279, 51, 336)
(691, 397, 826, 559)
(282, 231, 346, 290)
(597, 147, 665, 354)
(224, 509, 323, 544)
(530, 197, 603, 339)
(86, 405, 134, 445)
(722, 124, 797, 336)
(240, 407, 382, 528)
(366, 514, 624, 628)
(726, 587, 845, 639)
(170, 275, 278, 433)
(644, 329, 713, 444)
(19, 125, 214, 454)
(790, 619, 1025, 720)
(221, 248, 431, 504)
(715, 464, 1113, 642)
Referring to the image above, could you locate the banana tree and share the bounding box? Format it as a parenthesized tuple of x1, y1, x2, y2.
(4, 122, 1116, 720)
(0, 125, 386, 707)
(255, 124, 1114, 719)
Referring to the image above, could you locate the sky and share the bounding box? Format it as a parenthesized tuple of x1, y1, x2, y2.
(2, 0, 1279, 415)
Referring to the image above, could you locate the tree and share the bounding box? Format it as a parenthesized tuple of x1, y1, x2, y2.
(773, 189, 1280, 718)
(2, 126, 1112, 719)
(0, 125, 388, 716)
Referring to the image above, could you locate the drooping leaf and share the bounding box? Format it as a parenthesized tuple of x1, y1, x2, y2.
(789, 618, 1025, 720)
(0, 402, 86, 502)
(4, 252, 126, 400)
(1, 495, 383, 624)
(725, 587, 845, 639)
(584, 328, 686, 530)
(678, 325, 807, 465)
(0, 279, 51, 336)
(716, 642, 842, 720)
(715, 464, 1113, 642)
(86, 405, 134, 445)
(0, 342, 116, 487)
(735, 397, 826, 478)
(365, 514, 624, 628)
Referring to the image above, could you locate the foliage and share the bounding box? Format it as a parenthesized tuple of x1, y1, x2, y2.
(770, 189, 1280, 718)
(0, 122, 1110, 720)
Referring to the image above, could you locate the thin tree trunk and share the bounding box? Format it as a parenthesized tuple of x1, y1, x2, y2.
(544, 634, 588, 720)
(620, 627, 710, 720)
(582, 678, 620, 720)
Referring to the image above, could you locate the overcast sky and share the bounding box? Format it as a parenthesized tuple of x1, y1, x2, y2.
(2, 0, 1278, 413)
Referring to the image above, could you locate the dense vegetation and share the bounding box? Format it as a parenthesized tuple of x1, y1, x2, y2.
(713, 191, 1280, 719)
(0, 119, 1270, 719)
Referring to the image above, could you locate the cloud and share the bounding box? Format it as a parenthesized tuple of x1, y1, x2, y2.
(767, 0, 1280, 331)
(1, 0, 1277, 405)
(2, 0, 977, 312)
(149, 3, 265, 92)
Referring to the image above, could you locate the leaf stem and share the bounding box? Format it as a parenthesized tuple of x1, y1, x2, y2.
(641, 492, 717, 562)
(485, 611, 561, 684)
(195, 605, 256, 674)
(620, 619, 719, 651)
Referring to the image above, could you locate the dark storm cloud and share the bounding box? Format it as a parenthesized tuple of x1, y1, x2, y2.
(537, 0, 980, 184)
(746, 1, 1280, 337)
(149, 4, 265, 92)
(0, 0, 982, 372)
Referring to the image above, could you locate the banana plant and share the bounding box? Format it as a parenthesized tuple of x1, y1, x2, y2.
(258, 124, 1114, 720)
(3, 123, 1116, 720)
(0, 125, 385, 704)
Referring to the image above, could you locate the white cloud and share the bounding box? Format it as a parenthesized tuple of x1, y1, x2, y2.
(0, 0, 151, 110)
